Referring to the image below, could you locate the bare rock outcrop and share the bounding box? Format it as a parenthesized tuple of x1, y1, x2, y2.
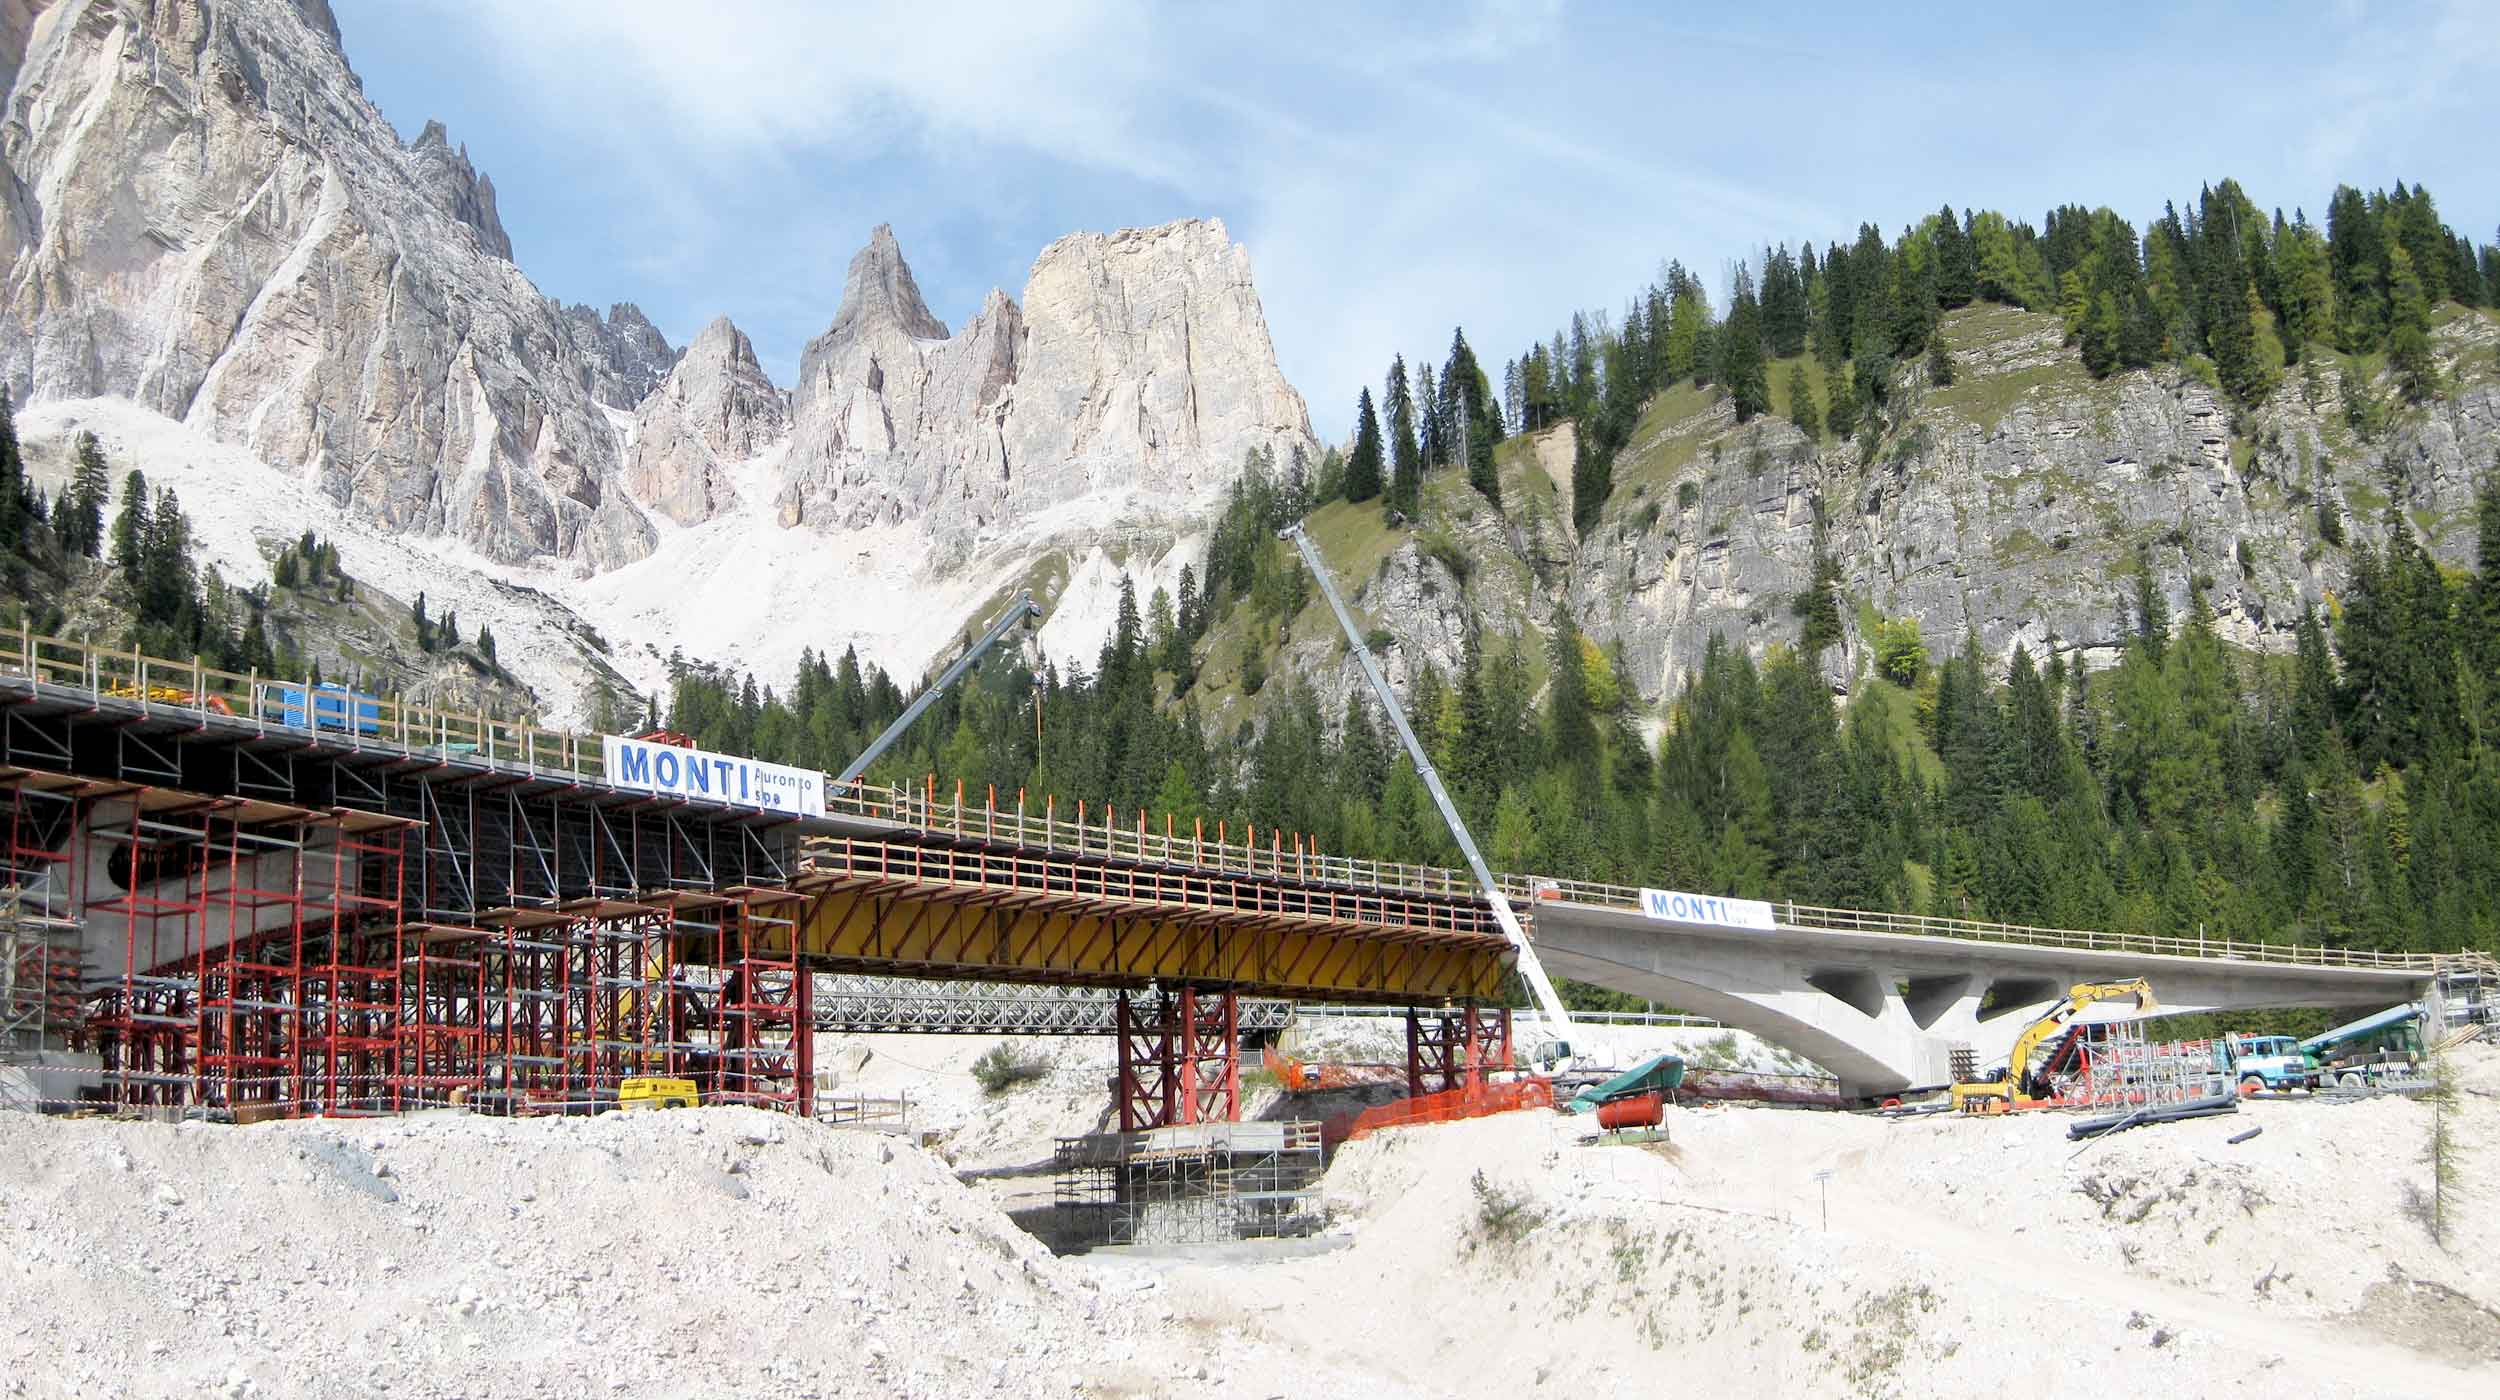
(624, 316, 786, 524)
(407, 119, 511, 261)
(776, 219, 1317, 554)
(558, 301, 678, 412)
(0, 0, 651, 568)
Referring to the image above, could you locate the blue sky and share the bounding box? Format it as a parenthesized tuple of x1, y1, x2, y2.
(340, 1, 2499, 439)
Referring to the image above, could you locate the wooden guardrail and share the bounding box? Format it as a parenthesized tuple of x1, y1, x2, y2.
(5, 625, 2476, 975)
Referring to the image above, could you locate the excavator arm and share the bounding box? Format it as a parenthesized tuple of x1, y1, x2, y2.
(1953, 977, 2156, 1112)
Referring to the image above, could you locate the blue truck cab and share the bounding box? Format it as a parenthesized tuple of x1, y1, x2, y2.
(263, 682, 383, 736)
(2215, 1032, 2314, 1092)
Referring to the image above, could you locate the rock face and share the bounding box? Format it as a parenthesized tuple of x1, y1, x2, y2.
(558, 301, 678, 412)
(623, 316, 786, 525)
(0, 0, 1315, 627)
(407, 119, 511, 261)
(1291, 305, 2500, 727)
(0, 0, 652, 568)
(776, 220, 1318, 555)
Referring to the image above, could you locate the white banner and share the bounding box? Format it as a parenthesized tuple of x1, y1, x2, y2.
(601, 736, 826, 817)
(1637, 888, 1776, 931)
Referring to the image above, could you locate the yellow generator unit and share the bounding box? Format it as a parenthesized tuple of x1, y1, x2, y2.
(617, 1077, 700, 1110)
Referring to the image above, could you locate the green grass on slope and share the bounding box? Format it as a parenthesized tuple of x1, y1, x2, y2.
(1846, 676, 1944, 787)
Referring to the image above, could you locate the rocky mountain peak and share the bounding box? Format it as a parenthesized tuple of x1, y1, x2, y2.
(407, 118, 512, 261)
(556, 301, 677, 411)
(775, 215, 1316, 559)
(287, 0, 341, 49)
(2, 0, 656, 569)
(830, 223, 950, 343)
(622, 313, 786, 526)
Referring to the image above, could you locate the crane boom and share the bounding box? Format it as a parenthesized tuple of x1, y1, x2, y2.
(1279, 524, 1577, 1048)
(836, 592, 1041, 786)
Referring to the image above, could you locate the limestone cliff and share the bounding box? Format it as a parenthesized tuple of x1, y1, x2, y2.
(775, 220, 1319, 557)
(1252, 304, 2500, 728)
(623, 316, 786, 525)
(0, 0, 652, 568)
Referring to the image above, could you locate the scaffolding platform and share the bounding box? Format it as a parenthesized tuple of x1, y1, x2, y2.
(1053, 1120, 1323, 1248)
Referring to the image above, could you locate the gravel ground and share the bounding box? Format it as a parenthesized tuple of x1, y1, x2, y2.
(5, 1041, 2492, 1398)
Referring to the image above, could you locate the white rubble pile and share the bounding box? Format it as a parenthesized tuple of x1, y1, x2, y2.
(7, 1045, 2492, 1398)
(0, 1106, 1413, 1400)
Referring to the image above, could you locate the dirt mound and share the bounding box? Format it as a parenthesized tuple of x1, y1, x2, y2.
(1127, 1044, 2500, 1398)
(0, 1107, 1250, 1399)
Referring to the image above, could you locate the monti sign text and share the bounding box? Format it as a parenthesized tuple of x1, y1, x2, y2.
(602, 736, 826, 817)
(1638, 888, 1776, 931)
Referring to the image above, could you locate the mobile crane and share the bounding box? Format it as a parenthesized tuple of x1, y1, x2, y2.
(835, 591, 1042, 786)
(1949, 978, 2157, 1113)
(1279, 524, 1578, 1070)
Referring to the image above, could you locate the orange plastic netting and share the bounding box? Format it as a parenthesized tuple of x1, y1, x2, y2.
(1323, 1077, 1553, 1146)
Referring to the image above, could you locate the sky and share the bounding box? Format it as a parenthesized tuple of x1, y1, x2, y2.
(339, 1, 2500, 440)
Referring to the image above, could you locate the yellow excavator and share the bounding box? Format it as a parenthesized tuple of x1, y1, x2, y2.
(1949, 978, 2157, 1114)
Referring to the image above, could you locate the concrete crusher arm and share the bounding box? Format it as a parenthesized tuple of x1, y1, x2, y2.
(1278, 524, 1578, 1054)
(836, 592, 1042, 787)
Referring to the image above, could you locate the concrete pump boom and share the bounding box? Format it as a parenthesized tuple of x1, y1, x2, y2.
(836, 592, 1042, 787)
(1278, 524, 1577, 1055)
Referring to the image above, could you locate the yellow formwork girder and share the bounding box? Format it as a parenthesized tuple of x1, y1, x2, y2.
(782, 885, 1509, 1003)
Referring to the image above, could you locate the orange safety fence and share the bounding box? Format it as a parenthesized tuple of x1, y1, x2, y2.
(1323, 1077, 1553, 1148)
(1261, 1044, 1401, 1092)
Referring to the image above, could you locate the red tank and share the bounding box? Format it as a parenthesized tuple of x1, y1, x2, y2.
(1595, 1092, 1664, 1130)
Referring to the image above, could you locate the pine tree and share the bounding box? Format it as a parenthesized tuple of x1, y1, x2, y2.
(1924, 329, 1956, 388)
(1761, 244, 1810, 357)
(110, 470, 148, 585)
(413, 592, 434, 651)
(1932, 204, 1978, 309)
(2272, 214, 2335, 365)
(2385, 243, 2440, 403)
(2327, 185, 2388, 352)
(478, 625, 498, 666)
(2197, 186, 2273, 407)
(0, 388, 22, 554)
(1416, 360, 1443, 468)
(1344, 387, 1384, 503)
(1662, 265, 1711, 385)
(1823, 367, 1858, 441)
(1722, 263, 1770, 422)
(1385, 356, 1420, 517)
(69, 432, 109, 558)
(1786, 363, 1820, 441)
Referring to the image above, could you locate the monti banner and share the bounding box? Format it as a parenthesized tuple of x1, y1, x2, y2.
(1638, 888, 1777, 931)
(601, 736, 827, 817)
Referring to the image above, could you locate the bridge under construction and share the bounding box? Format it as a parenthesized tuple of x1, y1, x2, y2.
(1, 630, 2483, 1130)
(0, 635, 1519, 1130)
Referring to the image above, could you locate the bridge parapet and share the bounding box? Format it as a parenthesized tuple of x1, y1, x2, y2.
(1500, 874, 2472, 975)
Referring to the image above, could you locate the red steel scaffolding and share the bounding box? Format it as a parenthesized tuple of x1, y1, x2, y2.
(1114, 986, 1241, 1131)
(46, 773, 815, 1120)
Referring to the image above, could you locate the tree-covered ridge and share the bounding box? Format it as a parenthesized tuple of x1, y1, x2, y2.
(0, 392, 279, 674)
(653, 442, 2500, 956)
(1327, 178, 2491, 536)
